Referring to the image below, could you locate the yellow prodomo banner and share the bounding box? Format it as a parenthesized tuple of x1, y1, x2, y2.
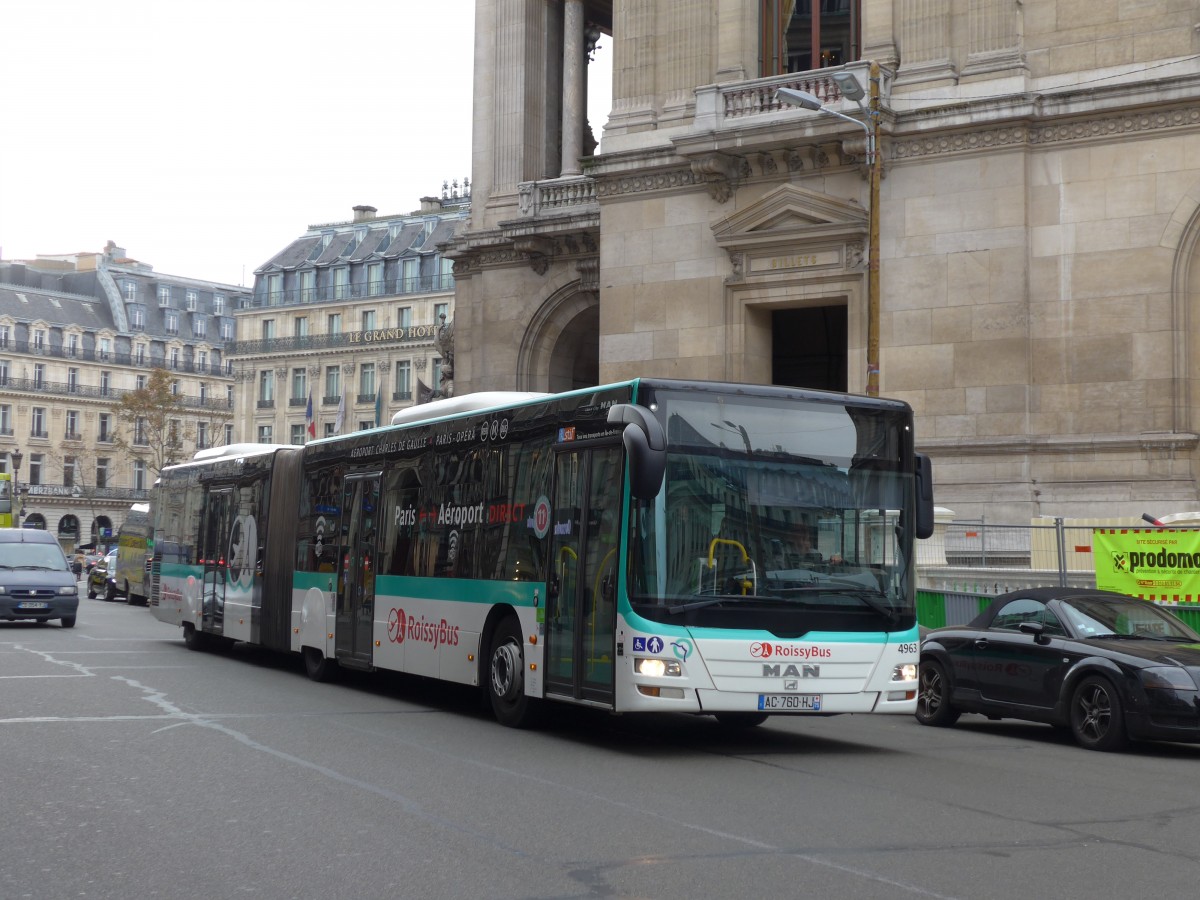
(1093, 528, 1200, 602)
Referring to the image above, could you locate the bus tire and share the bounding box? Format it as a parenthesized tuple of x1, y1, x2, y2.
(303, 647, 338, 683)
(487, 616, 540, 728)
(183, 623, 207, 651)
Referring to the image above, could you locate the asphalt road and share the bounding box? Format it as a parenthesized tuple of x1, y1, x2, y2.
(4, 591, 1200, 899)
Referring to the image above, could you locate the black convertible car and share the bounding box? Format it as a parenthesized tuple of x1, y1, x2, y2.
(916, 587, 1200, 751)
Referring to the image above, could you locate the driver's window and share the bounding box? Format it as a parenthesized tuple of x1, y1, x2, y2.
(992, 597, 1047, 631)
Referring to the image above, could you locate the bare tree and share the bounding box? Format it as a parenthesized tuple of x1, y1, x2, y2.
(110, 367, 190, 479)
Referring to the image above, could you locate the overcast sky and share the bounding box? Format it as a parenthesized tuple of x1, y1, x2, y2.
(1, 1, 612, 289)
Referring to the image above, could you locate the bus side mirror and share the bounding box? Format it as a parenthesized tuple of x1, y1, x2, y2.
(915, 453, 934, 539)
(607, 404, 666, 501)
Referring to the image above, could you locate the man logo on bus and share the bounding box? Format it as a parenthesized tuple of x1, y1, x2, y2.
(751, 641, 772, 659)
(228, 515, 257, 591)
(1111, 551, 1127, 573)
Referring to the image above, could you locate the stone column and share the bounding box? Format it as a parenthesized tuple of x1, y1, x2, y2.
(962, 0, 1026, 79)
(561, 0, 585, 176)
(894, 0, 957, 87)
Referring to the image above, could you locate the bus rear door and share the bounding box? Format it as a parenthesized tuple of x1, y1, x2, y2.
(545, 445, 624, 705)
(335, 473, 380, 670)
(199, 487, 235, 636)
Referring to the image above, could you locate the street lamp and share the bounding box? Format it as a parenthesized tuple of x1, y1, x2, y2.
(9, 449, 22, 524)
(777, 63, 883, 396)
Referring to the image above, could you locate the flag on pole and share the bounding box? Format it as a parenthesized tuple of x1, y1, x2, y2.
(374, 387, 383, 428)
(334, 388, 346, 434)
(416, 378, 433, 405)
(305, 390, 316, 440)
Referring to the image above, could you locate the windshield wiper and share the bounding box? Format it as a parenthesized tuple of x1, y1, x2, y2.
(770, 584, 900, 621)
(667, 594, 757, 614)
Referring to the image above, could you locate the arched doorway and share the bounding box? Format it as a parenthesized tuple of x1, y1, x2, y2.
(58, 514, 81, 544)
(94, 516, 113, 547)
(518, 283, 600, 392)
(23, 513, 47, 530)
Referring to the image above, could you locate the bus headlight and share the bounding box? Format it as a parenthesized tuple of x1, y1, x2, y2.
(891, 663, 917, 682)
(635, 658, 681, 677)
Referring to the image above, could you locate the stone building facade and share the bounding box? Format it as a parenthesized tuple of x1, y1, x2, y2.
(0, 244, 246, 550)
(448, 0, 1200, 521)
(231, 195, 465, 442)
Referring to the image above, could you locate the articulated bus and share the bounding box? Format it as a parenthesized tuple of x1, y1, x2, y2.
(149, 379, 934, 727)
(0, 472, 12, 528)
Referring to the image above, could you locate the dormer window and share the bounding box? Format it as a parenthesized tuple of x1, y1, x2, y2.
(165, 311, 179, 335)
(130, 305, 145, 330)
(158, 285, 171, 307)
(213, 295, 225, 315)
(124, 281, 137, 301)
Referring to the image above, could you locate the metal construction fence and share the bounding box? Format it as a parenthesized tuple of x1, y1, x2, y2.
(915, 518, 1200, 633)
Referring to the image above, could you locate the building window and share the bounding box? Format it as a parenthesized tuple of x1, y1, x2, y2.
(257, 425, 273, 443)
(324, 422, 336, 438)
(434, 302, 449, 323)
(358, 420, 373, 432)
(170, 379, 180, 396)
(125, 281, 137, 301)
(98, 413, 112, 442)
(327, 313, 342, 335)
(290, 423, 306, 445)
(29, 453, 44, 486)
(325, 365, 340, 400)
(64, 455, 77, 487)
(762, 2, 860, 74)
(193, 315, 207, 338)
(262, 319, 276, 340)
(267, 273, 283, 304)
(199, 382, 209, 403)
(100, 371, 111, 396)
(99, 337, 112, 360)
(334, 267, 349, 300)
(96, 458, 109, 489)
(402, 258, 418, 292)
(186, 290, 198, 311)
(33, 330, 45, 351)
(292, 367, 307, 400)
(131, 305, 145, 330)
(158, 285, 171, 306)
(368, 262, 383, 296)
(169, 348, 180, 369)
(65, 411, 79, 440)
(197, 421, 209, 450)
(294, 316, 308, 337)
(359, 362, 376, 399)
(33, 363, 45, 388)
(135, 344, 146, 365)
(68, 334, 80, 356)
(220, 320, 234, 341)
(0, 404, 10, 436)
(224, 424, 234, 445)
(136, 374, 148, 390)
(67, 368, 79, 393)
(133, 460, 146, 491)
(259, 370, 274, 403)
(134, 417, 148, 446)
(197, 350, 208, 370)
(166, 311, 180, 334)
(213, 294, 225, 315)
(395, 360, 411, 397)
(32, 406, 46, 438)
(299, 270, 315, 303)
(361, 309, 376, 331)
(397, 306, 412, 329)
(226, 385, 234, 407)
(0, 359, 7, 385)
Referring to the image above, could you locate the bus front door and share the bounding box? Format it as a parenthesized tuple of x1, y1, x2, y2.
(545, 446, 623, 705)
(199, 488, 235, 636)
(335, 474, 380, 669)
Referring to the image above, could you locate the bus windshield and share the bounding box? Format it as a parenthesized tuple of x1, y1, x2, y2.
(628, 389, 915, 631)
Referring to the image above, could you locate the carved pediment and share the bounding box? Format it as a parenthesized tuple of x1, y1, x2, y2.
(711, 183, 867, 254)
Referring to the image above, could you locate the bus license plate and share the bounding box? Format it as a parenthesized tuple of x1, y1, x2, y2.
(758, 694, 821, 711)
(18, 602, 50, 610)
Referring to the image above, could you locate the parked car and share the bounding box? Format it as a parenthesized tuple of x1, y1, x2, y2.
(916, 587, 1200, 751)
(0, 528, 79, 628)
(87, 549, 120, 601)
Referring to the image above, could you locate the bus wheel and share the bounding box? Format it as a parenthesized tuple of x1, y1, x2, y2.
(714, 712, 769, 728)
(303, 647, 338, 683)
(183, 623, 207, 651)
(488, 616, 539, 728)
